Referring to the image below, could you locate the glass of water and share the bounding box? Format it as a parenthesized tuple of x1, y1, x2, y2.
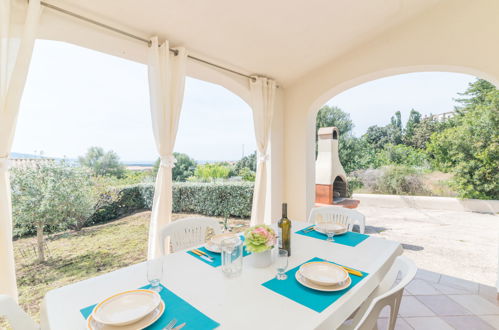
(147, 258, 163, 292)
(221, 236, 243, 278)
(276, 249, 289, 280)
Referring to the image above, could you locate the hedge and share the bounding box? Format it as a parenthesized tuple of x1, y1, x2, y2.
(89, 182, 254, 226)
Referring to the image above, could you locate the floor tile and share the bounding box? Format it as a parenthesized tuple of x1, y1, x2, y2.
(398, 296, 435, 317)
(415, 269, 441, 283)
(377, 317, 413, 330)
(406, 280, 441, 295)
(404, 316, 453, 330)
(439, 275, 479, 294)
(479, 315, 499, 328)
(449, 294, 499, 315)
(440, 315, 495, 330)
(415, 295, 472, 316)
(431, 282, 473, 295)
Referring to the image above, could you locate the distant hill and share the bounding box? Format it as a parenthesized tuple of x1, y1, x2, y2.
(10, 152, 44, 159)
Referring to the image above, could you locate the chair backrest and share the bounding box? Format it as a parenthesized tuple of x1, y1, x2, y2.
(308, 206, 366, 234)
(0, 295, 38, 330)
(159, 217, 222, 254)
(348, 256, 417, 330)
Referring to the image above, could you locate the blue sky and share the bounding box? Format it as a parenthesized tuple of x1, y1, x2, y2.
(13, 40, 476, 162)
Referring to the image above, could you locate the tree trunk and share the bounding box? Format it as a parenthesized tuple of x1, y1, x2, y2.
(36, 221, 45, 262)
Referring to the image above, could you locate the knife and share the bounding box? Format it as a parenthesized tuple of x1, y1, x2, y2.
(173, 323, 186, 330)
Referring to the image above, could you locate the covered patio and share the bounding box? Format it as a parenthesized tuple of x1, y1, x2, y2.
(2, 0, 499, 329)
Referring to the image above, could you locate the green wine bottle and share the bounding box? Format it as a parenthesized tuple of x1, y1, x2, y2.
(278, 203, 292, 256)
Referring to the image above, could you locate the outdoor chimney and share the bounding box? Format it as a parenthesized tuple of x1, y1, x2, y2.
(315, 127, 348, 204)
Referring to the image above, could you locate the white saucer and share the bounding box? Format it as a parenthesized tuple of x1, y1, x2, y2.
(295, 270, 351, 292)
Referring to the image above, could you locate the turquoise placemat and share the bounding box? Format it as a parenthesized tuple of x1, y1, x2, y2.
(262, 257, 369, 313)
(80, 284, 219, 329)
(296, 226, 369, 247)
(186, 245, 250, 267)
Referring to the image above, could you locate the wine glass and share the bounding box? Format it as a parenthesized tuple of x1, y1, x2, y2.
(325, 225, 336, 242)
(147, 258, 163, 292)
(276, 249, 289, 280)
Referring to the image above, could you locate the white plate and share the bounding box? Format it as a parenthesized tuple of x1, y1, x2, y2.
(313, 224, 347, 236)
(88, 300, 165, 330)
(91, 289, 161, 326)
(295, 270, 352, 292)
(299, 262, 349, 286)
(206, 233, 237, 253)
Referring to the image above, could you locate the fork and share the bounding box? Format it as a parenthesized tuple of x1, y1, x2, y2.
(163, 318, 177, 330)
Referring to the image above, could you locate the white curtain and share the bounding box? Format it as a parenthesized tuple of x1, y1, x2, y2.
(0, 0, 41, 299)
(147, 37, 187, 258)
(250, 77, 276, 226)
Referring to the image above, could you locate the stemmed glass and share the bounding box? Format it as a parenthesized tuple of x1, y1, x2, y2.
(147, 258, 163, 292)
(276, 249, 289, 280)
(324, 226, 336, 242)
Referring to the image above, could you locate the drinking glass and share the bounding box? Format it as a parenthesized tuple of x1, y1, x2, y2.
(325, 224, 336, 242)
(221, 236, 243, 278)
(147, 258, 163, 292)
(276, 249, 289, 280)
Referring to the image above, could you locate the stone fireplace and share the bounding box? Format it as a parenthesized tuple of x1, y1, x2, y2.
(315, 127, 349, 205)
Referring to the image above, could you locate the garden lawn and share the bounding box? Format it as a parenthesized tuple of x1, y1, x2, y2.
(8, 211, 249, 326)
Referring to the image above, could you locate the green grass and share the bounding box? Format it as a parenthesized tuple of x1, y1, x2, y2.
(4, 211, 249, 327)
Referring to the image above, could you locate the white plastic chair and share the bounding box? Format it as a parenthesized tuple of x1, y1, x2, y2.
(308, 206, 366, 234)
(338, 256, 417, 330)
(159, 217, 222, 254)
(0, 295, 38, 330)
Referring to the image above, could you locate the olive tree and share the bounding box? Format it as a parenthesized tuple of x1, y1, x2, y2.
(10, 161, 96, 262)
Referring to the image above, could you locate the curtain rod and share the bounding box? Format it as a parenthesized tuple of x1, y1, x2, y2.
(39, 1, 257, 81)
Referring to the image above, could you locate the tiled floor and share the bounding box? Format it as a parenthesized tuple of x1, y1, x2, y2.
(377, 269, 499, 329)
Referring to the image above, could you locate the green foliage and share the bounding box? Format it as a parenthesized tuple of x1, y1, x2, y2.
(427, 85, 499, 199)
(374, 144, 429, 168)
(191, 163, 231, 182)
(239, 167, 256, 181)
(153, 152, 197, 182)
(78, 146, 125, 178)
(338, 136, 377, 173)
(10, 161, 97, 261)
(353, 166, 429, 196)
(234, 151, 256, 173)
(88, 182, 254, 225)
(406, 116, 447, 149)
(316, 105, 354, 135)
(403, 109, 422, 145)
(173, 182, 254, 217)
(375, 166, 429, 195)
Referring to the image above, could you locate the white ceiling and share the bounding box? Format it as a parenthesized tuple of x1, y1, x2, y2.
(51, 0, 441, 85)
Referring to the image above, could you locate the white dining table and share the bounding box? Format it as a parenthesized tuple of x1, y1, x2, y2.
(40, 221, 403, 330)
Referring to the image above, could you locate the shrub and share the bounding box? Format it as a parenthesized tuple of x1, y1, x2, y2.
(352, 166, 429, 196)
(375, 166, 429, 195)
(89, 182, 254, 226)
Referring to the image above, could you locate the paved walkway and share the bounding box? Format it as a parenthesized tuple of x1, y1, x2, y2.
(355, 205, 499, 329)
(378, 268, 499, 329)
(358, 205, 498, 286)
